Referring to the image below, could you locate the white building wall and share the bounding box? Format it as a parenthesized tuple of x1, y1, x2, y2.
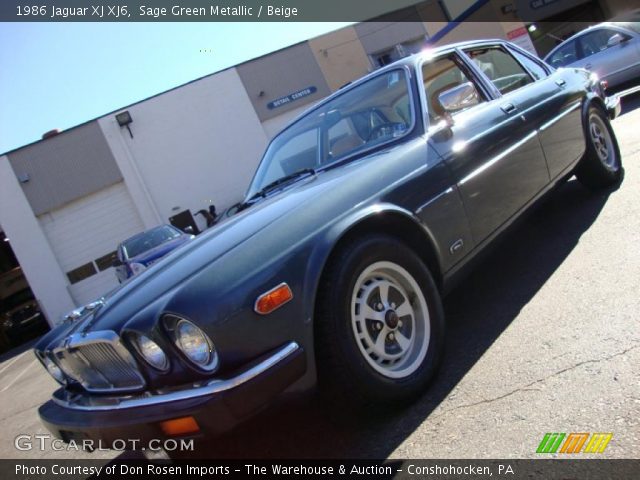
(100, 68, 270, 225)
(0, 156, 75, 326)
(38, 182, 145, 306)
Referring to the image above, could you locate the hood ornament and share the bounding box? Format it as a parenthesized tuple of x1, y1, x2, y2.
(62, 299, 105, 324)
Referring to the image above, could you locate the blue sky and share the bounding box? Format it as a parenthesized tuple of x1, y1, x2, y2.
(0, 22, 352, 154)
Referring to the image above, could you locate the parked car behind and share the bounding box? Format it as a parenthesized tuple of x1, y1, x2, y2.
(544, 22, 640, 89)
(36, 39, 622, 451)
(113, 224, 193, 283)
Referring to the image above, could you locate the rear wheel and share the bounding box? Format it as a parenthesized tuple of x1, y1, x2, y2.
(315, 235, 444, 408)
(575, 105, 622, 190)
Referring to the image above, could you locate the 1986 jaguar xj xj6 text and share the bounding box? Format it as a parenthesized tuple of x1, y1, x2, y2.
(35, 40, 622, 449)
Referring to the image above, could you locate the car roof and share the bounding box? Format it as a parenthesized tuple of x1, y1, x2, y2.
(286, 38, 511, 125)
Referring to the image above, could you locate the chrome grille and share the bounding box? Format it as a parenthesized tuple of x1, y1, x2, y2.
(54, 331, 145, 393)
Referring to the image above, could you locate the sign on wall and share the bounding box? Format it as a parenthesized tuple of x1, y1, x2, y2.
(267, 86, 317, 110)
(507, 27, 538, 56)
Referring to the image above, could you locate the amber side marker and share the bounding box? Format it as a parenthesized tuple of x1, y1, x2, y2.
(255, 283, 293, 315)
(159, 416, 200, 436)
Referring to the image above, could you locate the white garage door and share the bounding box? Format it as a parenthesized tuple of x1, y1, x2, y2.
(38, 182, 145, 306)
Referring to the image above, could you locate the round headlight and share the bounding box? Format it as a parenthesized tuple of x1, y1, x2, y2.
(133, 335, 169, 371)
(43, 357, 65, 384)
(174, 319, 218, 371)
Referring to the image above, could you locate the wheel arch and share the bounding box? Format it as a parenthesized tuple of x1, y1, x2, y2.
(581, 93, 607, 127)
(306, 204, 444, 323)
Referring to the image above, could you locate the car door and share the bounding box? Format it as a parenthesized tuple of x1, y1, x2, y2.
(507, 45, 585, 180)
(423, 47, 549, 244)
(575, 27, 637, 86)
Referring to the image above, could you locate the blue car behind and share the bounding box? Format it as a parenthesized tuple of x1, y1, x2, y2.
(114, 225, 193, 283)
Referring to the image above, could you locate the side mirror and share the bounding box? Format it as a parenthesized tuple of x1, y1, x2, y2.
(607, 33, 624, 48)
(438, 82, 480, 115)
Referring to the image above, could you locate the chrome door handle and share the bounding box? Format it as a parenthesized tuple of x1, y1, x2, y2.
(556, 79, 567, 87)
(501, 103, 517, 114)
(585, 63, 592, 70)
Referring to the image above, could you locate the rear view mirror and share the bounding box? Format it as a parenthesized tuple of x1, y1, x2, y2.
(438, 82, 480, 115)
(183, 226, 194, 234)
(607, 33, 624, 48)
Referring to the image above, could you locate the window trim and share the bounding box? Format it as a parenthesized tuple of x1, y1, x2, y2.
(460, 44, 536, 99)
(418, 48, 494, 130)
(505, 44, 552, 79)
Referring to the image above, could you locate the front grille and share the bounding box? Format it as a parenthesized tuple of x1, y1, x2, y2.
(54, 331, 145, 393)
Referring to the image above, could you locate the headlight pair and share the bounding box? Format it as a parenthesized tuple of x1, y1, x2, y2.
(131, 316, 218, 373)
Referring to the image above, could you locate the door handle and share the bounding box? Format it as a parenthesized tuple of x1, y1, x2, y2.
(556, 79, 567, 87)
(501, 103, 517, 114)
(585, 63, 592, 70)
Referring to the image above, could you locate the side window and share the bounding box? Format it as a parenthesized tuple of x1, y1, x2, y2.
(422, 55, 485, 123)
(465, 47, 533, 95)
(328, 118, 364, 159)
(579, 29, 630, 57)
(509, 48, 548, 80)
(547, 40, 578, 68)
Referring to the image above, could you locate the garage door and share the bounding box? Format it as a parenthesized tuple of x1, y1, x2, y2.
(38, 182, 145, 306)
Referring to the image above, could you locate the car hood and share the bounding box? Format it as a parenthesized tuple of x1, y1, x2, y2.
(37, 139, 426, 347)
(128, 235, 191, 266)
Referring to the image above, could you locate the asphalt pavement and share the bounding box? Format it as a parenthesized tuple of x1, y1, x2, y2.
(1, 96, 638, 460)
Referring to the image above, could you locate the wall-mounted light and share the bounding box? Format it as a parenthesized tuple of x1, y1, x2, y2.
(17, 173, 30, 184)
(116, 110, 134, 138)
(258, 90, 265, 98)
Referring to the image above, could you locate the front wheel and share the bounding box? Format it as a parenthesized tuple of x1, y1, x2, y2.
(575, 105, 622, 190)
(315, 235, 444, 408)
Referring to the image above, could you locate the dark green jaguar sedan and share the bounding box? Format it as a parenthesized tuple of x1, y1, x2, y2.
(35, 39, 622, 451)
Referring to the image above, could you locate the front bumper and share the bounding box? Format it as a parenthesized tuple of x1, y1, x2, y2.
(39, 342, 305, 448)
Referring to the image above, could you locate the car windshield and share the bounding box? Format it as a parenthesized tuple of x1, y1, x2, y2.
(248, 69, 414, 196)
(122, 226, 181, 259)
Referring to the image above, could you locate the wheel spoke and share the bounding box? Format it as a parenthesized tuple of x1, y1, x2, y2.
(378, 282, 390, 305)
(360, 303, 384, 322)
(395, 300, 413, 319)
(395, 331, 411, 351)
(374, 326, 389, 355)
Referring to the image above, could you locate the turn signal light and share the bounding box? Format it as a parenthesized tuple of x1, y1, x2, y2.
(255, 283, 293, 315)
(159, 416, 200, 436)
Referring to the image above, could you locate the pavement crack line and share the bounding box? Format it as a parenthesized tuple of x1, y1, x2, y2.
(434, 343, 640, 418)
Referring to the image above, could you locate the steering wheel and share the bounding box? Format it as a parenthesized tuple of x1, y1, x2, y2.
(366, 122, 401, 141)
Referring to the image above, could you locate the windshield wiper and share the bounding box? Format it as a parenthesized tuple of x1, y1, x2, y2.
(246, 168, 316, 204)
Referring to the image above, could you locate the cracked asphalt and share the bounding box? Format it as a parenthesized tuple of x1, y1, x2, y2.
(0, 96, 638, 461)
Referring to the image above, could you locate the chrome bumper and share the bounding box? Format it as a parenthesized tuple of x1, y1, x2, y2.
(52, 341, 300, 411)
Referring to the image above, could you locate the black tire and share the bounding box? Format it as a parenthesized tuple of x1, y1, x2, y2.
(315, 235, 444, 409)
(575, 104, 623, 190)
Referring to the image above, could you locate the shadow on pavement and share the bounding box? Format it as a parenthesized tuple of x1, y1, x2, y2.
(618, 91, 640, 116)
(118, 177, 621, 460)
